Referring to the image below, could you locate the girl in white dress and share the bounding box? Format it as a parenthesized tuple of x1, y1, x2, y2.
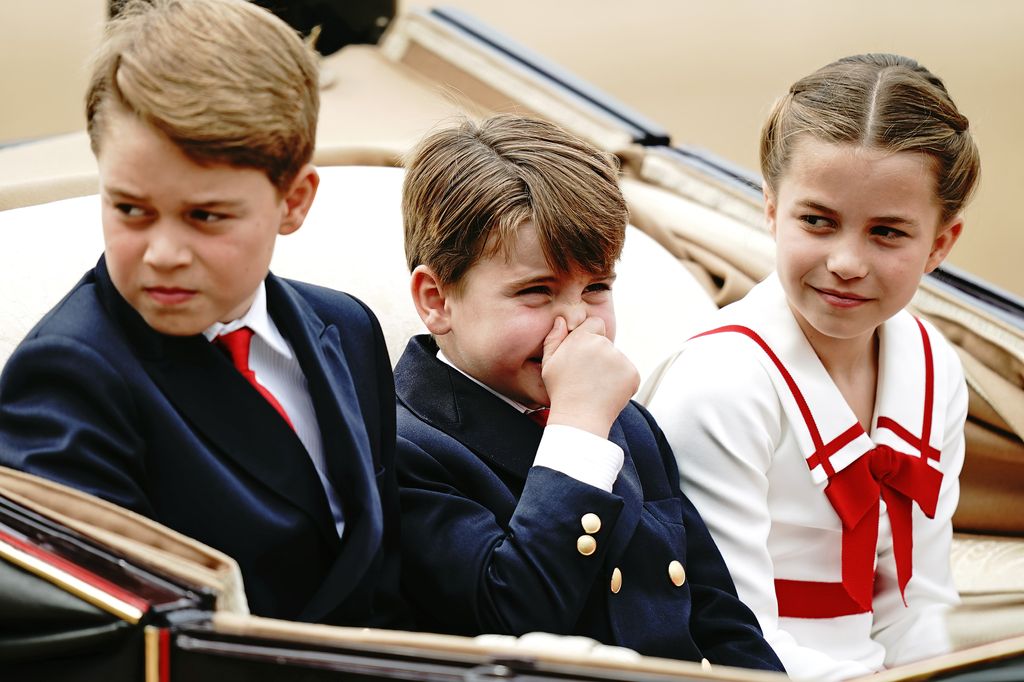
(647, 53, 980, 681)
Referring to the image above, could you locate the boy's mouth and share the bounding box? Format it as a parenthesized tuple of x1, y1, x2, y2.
(145, 286, 196, 305)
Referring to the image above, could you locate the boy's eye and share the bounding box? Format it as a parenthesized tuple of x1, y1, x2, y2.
(189, 209, 226, 223)
(115, 203, 148, 218)
(517, 286, 551, 297)
(584, 282, 612, 294)
(871, 225, 908, 240)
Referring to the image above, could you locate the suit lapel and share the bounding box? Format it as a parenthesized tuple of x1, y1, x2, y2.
(265, 277, 384, 620)
(395, 336, 541, 486)
(94, 261, 338, 545)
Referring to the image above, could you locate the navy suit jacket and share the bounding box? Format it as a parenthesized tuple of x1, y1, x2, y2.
(0, 258, 407, 627)
(394, 335, 783, 670)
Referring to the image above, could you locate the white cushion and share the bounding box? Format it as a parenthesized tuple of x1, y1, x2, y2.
(271, 166, 426, 366)
(0, 192, 105, 360)
(0, 165, 715, 382)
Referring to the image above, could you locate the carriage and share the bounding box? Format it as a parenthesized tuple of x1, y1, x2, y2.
(1, 7, 1022, 680)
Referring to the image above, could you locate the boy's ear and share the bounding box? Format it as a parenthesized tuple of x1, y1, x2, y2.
(924, 216, 964, 274)
(410, 265, 452, 335)
(279, 164, 319, 236)
(763, 183, 778, 238)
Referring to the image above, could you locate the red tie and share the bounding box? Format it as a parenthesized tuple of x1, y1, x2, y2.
(215, 327, 294, 430)
(526, 407, 549, 427)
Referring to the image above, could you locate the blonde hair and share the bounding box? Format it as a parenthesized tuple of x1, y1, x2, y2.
(403, 115, 627, 293)
(761, 53, 980, 222)
(87, 0, 319, 192)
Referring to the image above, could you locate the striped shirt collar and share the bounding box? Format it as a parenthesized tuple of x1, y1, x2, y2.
(202, 282, 293, 360)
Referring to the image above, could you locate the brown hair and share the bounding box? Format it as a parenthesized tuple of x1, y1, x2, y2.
(86, 0, 319, 192)
(402, 115, 628, 293)
(760, 53, 980, 222)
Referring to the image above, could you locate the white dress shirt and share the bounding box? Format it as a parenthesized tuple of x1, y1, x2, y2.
(205, 282, 345, 538)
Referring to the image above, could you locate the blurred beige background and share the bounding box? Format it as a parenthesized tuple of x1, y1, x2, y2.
(3, 0, 1021, 297)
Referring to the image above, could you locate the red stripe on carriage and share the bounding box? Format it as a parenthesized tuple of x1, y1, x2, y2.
(0, 528, 152, 615)
(160, 627, 171, 682)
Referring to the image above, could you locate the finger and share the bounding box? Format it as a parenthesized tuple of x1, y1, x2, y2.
(575, 315, 606, 338)
(542, 316, 569, 364)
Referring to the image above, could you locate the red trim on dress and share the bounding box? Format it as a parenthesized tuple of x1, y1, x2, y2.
(693, 321, 941, 618)
(692, 325, 833, 473)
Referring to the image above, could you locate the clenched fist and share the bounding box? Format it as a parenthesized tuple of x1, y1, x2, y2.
(541, 316, 639, 438)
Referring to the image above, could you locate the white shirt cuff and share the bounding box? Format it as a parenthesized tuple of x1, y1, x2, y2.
(532, 424, 624, 493)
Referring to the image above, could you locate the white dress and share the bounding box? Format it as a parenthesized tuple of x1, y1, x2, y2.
(646, 273, 967, 681)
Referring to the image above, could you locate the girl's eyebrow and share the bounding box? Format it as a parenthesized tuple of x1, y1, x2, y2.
(796, 199, 838, 215)
(797, 199, 917, 226)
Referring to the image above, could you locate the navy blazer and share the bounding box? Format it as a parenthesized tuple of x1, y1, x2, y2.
(394, 335, 783, 671)
(0, 258, 407, 627)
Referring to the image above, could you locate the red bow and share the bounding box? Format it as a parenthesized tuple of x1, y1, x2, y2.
(824, 445, 942, 610)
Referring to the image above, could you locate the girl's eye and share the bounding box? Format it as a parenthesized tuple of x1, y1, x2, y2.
(871, 225, 908, 240)
(801, 215, 833, 229)
(517, 286, 550, 297)
(585, 282, 612, 294)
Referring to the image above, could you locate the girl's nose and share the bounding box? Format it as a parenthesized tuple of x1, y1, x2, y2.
(826, 239, 869, 280)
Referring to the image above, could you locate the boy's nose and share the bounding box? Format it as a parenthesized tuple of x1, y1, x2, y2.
(142, 227, 192, 269)
(561, 299, 588, 331)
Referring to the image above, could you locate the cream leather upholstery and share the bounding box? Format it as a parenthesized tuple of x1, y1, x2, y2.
(0, 164, 714, 385)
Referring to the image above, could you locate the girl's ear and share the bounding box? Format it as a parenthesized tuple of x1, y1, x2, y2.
(763, 183, 779, 238)
(924, 217, 964, 274)
(279, 163, 319, 235)
(410, 264, 452, 335)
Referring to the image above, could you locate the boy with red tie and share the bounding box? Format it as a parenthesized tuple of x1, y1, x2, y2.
(394, 114, 783, 671)
(0, 0, 405, 627)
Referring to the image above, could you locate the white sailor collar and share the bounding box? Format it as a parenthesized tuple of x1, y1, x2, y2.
(696, 273, 945, 485)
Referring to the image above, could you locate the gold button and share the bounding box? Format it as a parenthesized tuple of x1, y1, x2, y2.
(610, 567, 622, 594)
(577, 535, 597, 556)
(701, 658, 712, 671)
(668, 560, 686, 586)
(581, 513, 601, 534)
